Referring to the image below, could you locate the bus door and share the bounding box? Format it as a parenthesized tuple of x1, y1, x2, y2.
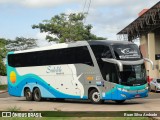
(101, 62, 119, 100)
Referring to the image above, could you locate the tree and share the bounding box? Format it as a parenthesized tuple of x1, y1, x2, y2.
(32, 13, 106, 43)
(0, 38, 7, 75)
(0, 37, 38, 75)
(6, 37, 38, 51)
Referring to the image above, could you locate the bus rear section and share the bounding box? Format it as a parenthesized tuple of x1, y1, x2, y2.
(7, 43, 102, 103)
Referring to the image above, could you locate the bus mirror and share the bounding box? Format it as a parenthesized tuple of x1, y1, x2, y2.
(101, 58, 123, 72)
(144, 58, 154, 70)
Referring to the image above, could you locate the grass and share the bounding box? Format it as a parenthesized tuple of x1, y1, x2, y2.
(0, 85, 8, 90)
(0, 110, 155, 120)
(109, 117, 153, 120)
(0, 117, 153, 120)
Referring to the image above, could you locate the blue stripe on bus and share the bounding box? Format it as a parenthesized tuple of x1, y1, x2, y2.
(8, 75, 86, 99)
(8, 67, 86, 99)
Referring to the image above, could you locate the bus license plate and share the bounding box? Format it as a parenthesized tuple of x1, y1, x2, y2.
(135, 94, 140, 98)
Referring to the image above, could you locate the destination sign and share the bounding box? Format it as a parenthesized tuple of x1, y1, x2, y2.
(112, 44, 141, 60)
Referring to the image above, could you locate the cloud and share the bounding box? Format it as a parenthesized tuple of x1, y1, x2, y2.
(0, 0, 78, 8)
(85, 0, 160, 39)
(35, 32, 57, 46)
(64, 0, 160, 40)
(23, 0, 78, 8)
(0, 0, 159, 41)
(35, 32, 50, 46)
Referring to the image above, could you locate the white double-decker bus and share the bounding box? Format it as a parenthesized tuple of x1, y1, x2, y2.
(7, 40, 153, 104)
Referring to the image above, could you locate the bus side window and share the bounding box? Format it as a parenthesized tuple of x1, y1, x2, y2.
(90, 45, 106, 70)
(101, 47, 112, 58)
(75, 46, 94, 66)
(102, 62, 119, 83)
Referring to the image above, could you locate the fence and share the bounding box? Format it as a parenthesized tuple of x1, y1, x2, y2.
(0, 76, 7, 85)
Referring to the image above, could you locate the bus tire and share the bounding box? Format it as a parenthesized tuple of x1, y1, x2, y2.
(24, 88, 33, 101)
(55, 98, 65, 102)
(155, 87, 157, 93)
(148, 85, 151, 92)
(89, 89, 104, 104)
(115, 100, 125, 104)
(33, 88, 42, 101)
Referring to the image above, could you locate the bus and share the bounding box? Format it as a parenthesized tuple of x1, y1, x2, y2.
(7, 40, 154, 104)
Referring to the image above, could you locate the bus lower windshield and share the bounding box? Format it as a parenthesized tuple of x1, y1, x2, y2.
(120, 64, 147, 86)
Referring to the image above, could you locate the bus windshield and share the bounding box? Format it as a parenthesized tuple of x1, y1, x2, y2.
(119, 64, 147, 86)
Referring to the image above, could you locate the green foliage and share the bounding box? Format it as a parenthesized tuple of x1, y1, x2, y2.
(6, 37, 38, 51)
(0, 38, 8, 58)
(0, 38, 7, 76)
(0, 37, 38, 75)
(0, 61, 6, 76)
(32, 12, 106, 43)
(0, 85, 8, 90)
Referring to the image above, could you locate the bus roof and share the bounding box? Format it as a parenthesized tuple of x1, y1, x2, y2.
(9, 41, 89, 54)
(88, 40, 135, 46)
(8, 40, 135, 54)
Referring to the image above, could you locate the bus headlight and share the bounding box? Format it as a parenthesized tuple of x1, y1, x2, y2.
(145, 86, 148, 90)
(121, 94, 126, 98)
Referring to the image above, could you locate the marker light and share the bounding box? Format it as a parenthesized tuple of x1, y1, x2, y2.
(86, 76, 94, 81)
(10, 71, 16, 84)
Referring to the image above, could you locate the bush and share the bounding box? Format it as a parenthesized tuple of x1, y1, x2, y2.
(0, 61, 6, 76)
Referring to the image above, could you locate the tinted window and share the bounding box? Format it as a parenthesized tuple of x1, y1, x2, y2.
(90, 45, 112, 60)
(157, 79, 160, 83)
(102, 62, 119, 83)
(90, 45, 112, 70)
(8, 46, 93, 67)
(90, 45, 119, 83)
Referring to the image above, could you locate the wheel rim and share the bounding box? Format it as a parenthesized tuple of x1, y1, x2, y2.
(92, 92, 100, 102)
(25, 90, 31, 99)
(35, 90, 39, 100)
(148, 86, 151, 91)
(27, 92, 31, 98)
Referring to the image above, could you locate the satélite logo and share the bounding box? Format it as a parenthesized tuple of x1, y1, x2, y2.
(118, 48, 138, 54)
(46, 66, 64, 74)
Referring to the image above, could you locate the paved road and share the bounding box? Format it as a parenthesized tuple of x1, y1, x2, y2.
(0, 91, 9, 98)
(0, 91, 159, 99)
(0, 92, 159, 111)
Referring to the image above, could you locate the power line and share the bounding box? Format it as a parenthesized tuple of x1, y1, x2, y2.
(86, 0, 92, 15)
(82, 0, 87, 13)
(83, 0, 92, 23)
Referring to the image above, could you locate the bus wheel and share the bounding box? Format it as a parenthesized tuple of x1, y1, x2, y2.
(33, 88, 42, 101)
(148, 85, 151, 92)
(24, 88, 33, 101)
(115, 100, 125, 104)
(55, 98, 65, 102)
(89, 89, 104, 104)
(155, 87, 157, 93)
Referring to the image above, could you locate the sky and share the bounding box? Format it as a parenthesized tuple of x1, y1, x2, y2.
(0, 0, 160, 46)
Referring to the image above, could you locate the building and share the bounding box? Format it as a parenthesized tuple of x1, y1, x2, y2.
(117, 2, 160, 80)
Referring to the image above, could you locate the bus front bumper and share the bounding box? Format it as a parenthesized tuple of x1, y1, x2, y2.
(102, 87, 148, 100)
